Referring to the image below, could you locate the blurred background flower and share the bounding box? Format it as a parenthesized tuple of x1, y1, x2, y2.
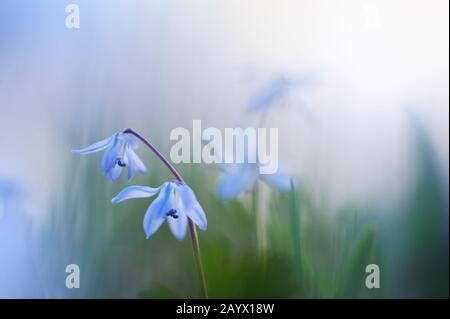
(247, 73, 317, 113)
(0, 179, 42, 297)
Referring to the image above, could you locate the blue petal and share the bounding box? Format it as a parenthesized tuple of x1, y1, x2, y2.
(217, 165, 258, 200)
(260, 171, 293, 192)
(101, 136, 122, 174)
(126, 148, 148, 181)
(178, 184, 207, 230)
(143, 216, 165, 239)
(247, 76, 291, 112)
(119, 133, 139, 149)
(167, 209, 188, 240)
(143, 183, 173, 238)
(112, 185, 161, 204)
(72, 134, 115, 154)
(106, 164, 122, 182)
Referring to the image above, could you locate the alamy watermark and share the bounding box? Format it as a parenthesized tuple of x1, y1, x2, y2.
(65, 263, 80, 289)
(365, 264, 380, 289)
(65, 4, 80, 29)
(170, 120, 279, 174)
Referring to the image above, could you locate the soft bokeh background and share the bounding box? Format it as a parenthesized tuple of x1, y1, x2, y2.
(0, 0, 448, 298)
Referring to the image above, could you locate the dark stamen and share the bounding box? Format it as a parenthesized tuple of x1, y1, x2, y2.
(166, 209, 178, 219)
(116, 158, 126, 167)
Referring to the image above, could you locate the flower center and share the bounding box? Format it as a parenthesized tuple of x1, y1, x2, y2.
(116, 158, 127, 167)
(166, 209, 179, 219)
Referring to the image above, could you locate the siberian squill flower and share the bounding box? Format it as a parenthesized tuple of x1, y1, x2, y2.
(0, 179, 21, 201)
(247, 73, 317, 114)
(72, 132, 147, 182)
(205, 139, 293, 200)
(217, 163, 292, 200)
(73, 128, 209, 297)
(111, 181, 207, 240)
(0, 179, 22, 220)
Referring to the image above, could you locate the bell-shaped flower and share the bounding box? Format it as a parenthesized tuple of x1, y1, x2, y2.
(111, 181, 207, 240)
(204, 137, 293, 200)
(217, 163, 292, 200)
(248, 75, 293, 112)
(247, 73, 318, 116)
(72, 132, 147, 182)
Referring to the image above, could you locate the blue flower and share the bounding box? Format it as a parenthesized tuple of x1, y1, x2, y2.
(247, 73, 317, 113)
(72, 132, 147, 182)
(217, 163, 292, 200)
(111, 181, 207, 240)
(248, 76, 292, 112)
(204, 138, 294, 200)
(0, 179, 21, 201)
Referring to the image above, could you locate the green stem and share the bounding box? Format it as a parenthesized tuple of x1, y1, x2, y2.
(188, 220, 208, 298)
(289, 179, 301, 277)
(253, 181, 261, 249)
(254, 108, 269, 256)
(123, 128, 208, 298)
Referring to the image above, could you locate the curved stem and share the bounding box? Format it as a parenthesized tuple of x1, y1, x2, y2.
(123, 128, 184, 182)
(123, 128, 208, 299)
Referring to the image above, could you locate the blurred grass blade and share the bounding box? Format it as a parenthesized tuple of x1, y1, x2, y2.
(289, 179, 302, 278)
(336, 224, 376, 298)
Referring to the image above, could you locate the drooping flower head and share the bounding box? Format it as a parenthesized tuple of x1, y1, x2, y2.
(217, 163, 292, 200)
(0, 179, 22, 201)
(72, 132, 147, 182)
(112, 181, 207, 240)
(0, 179, 22, 219)
(203, 136, 293, 200)
(247, 75, 293, 112)
(72, 128, 209, 297)
(247, 73, 318, 118)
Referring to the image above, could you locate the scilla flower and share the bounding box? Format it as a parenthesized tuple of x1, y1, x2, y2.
(72, 132, 147, 182)
(205, 138, 293, 200)
(248, 75, 292, 112)
(217, 163, 292, 200)
(247, 73, 317, 113)
(73, 128, 209, 297)
(111, 181, 207, 240)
